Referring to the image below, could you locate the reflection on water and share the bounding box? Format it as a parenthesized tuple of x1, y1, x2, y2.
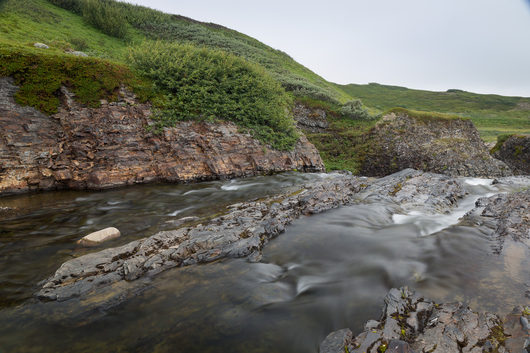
(0, 174, 528, 353)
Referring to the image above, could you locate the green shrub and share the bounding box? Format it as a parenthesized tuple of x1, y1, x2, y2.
(81, 0, 128, 39)
(0, 46, 138, 114)
(129, 41, 298, 150)
(340, 99, 372, 120)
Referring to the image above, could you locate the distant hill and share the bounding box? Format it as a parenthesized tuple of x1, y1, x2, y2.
(338, 83, 530, 141)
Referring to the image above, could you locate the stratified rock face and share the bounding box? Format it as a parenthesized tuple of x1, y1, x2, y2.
(492, 135, 530, 175)
(321, 287, 529, 353)
(0, 77, 324, 194)
(292, 102, 329, 132)
(360, 112, 513, 178)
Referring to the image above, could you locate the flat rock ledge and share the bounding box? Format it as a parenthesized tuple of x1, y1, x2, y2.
(37, 170, 466, 302)
(460, 188, 530, 253)
(320, 287, 530, 353)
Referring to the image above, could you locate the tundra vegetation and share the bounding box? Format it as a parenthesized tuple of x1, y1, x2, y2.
(0, 0, 528, 164)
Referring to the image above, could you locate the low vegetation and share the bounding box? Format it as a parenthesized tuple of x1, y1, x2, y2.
(385, 107, 469, 122)
(129, 41, 298, 150)
(0, 44, 145, 114)
(339, 83, 530, 141)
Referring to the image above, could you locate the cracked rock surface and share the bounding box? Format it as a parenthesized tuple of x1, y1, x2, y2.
(320, 288, 530, 353)
(37, 170, 466, 303)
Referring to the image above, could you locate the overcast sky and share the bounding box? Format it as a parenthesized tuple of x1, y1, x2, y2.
(125, 0, 530, 97)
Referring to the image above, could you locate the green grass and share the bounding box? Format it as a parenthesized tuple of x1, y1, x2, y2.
(40, 0, 351, 103)
(306, 114, 377, 173)
(385, 107, 470, 122)
(0, 44, 148, 114)
(338, 83, 530, 142)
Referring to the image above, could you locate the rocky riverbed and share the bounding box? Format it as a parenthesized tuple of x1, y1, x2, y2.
(0, 170, 528, 352)
(320, 287, 529, 353)
(37, 169, 469, 302)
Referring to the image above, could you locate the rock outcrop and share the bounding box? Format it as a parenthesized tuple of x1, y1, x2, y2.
(293, 102, 329, 132)
(360, 111, 513, 178)
(0, 77, 324, 195)
(492, 134, 530, 175)
(320, 287, 529, 353)
(37, 170, 466, 302)
(37, 173, 365, 301)
(460, 189, 530, 253)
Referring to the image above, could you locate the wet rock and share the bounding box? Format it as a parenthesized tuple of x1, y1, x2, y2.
(460, 189, 529, 252)
(37, 174, 367, 301)
(492, 134, 530, 175)
(360, 169, 467, 214)
(37, 170, 469, 303)
(360, 111, 513, 178)
(77, 227, 121, 246)
(33, 43, 49, 49)
(323, 287, 525, 353)
(0, 78, 324, 195)
(319, 328, 353, 353)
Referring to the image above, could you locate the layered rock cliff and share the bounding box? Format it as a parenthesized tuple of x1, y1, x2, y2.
(360, 111, 513, 177)
(0, 77, 324, 194)
(492, 134, 530, 175)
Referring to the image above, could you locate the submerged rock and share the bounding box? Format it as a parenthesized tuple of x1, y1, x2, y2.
(37, 170, 466, 303)
(360, 110, 513, 178)
(321, 287, 529, 353)
(77, 227, 121, 246)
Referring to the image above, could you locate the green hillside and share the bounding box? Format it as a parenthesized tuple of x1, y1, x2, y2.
(339, 83, 530, 142)
(0, 0, 528, 167)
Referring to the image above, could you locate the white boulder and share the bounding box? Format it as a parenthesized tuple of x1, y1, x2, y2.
(77, 227, 121, 246)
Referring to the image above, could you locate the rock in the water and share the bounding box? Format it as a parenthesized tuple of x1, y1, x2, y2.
(319, 328, 353, 353)
(492, 134, 530, 175)
(33, 43, 49, 49)
(77, 227, 121, 246)
(322, 287, 529, 353)
(360, 110, 513, 178)
(460, 188, 530, 252)
(37, 170, 468, 306)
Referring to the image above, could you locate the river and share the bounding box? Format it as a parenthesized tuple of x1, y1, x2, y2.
(0, 173, 528, 353)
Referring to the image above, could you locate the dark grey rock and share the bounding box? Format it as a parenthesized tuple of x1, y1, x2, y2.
(319, 328, 353, 353)
(360, 112, 513, 178)
(37, 170, 469, 304)
(323, 287, 526, 353)
(492, 134, 530, 175)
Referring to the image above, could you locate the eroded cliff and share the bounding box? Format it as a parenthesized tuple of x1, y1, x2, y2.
(0, 77, 324, 194)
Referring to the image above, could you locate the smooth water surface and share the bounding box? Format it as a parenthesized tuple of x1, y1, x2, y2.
(0, 174, 528, 353)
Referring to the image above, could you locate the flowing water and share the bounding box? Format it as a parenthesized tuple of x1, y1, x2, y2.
(0, 173, 528, 353)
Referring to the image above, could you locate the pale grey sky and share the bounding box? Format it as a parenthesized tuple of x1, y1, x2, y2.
(126, 0, 530, 97)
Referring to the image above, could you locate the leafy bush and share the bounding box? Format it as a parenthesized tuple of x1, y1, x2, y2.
(81, 0, 128, 39)
(0, 46, 139, 114)
(46, 0, 347, 102)
(129, 41, 298, 150)
(48, 0, 128, 39)
(340, 99, 372, 120)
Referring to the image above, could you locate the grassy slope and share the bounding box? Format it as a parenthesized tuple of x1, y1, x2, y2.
(339, 83, 530, 142)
